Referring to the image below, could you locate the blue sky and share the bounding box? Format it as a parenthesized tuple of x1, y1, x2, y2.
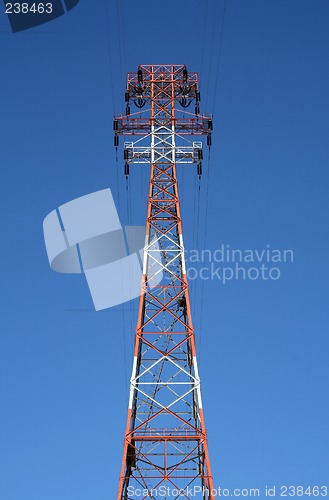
(0, 1, 328, 499)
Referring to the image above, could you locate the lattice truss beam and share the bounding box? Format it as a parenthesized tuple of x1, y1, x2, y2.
(114, 65, 214, 500)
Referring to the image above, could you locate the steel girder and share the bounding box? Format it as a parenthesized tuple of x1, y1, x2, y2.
(115, 65, 214, 500)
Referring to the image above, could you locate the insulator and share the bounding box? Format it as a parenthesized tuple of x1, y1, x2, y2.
(197, 163, 203, 177)
(177, 295, 186, 309)
(196, 91, 201, 103)
(195, 105, 200, 115)
(182, 85, 191, 96)
(126, 104, 130, 116)
(208, 119, 213, 131)
(133, 98, 145, 109)
(183, 68, 188, 83)
(137, 69, 143, 84)
(125, 91, 130, 102)
(114, 135, 119, 148)
(198, 148, 203, 161)
(113, 119, 119, 131)
(207, 134, 212, 148)
(124, 162, 129, 177)
(124, 149, 129, 160)
(180, 97, 192, 108)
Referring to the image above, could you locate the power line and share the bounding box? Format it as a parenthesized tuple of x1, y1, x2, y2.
(198, 149, 212, 364)
(199, 0, 210, 88)
(116, 0, 124, 103)
(205, 0, 221, 111)
(103, 0, 115, 112)
(212, 0, 228, 113)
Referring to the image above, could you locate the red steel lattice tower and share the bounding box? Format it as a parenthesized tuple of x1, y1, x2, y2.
(114, 64, 214, 500)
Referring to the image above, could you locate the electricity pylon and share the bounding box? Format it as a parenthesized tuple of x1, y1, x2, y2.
(114, 65, 214, 500)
